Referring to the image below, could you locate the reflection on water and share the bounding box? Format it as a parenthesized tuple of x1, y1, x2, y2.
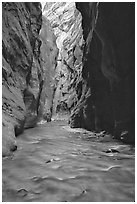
(2, 121, 135, 202)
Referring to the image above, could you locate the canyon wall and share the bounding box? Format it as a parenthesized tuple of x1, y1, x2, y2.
(2, 2, 134, 156)
(2, 2, 58, 156)
(42, 2, 84, 118)
(38, 16, 58, 122)
(70, 2, 135, 143)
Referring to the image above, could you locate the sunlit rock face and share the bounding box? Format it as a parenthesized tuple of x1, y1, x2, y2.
(2, 2, 43, 156)
(38, 16, 58, 122)
(42, 2, 84, 118)
(70, 2, 135, 143)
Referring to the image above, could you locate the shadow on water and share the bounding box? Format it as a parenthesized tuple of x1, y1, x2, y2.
(2, 120, 135, 202)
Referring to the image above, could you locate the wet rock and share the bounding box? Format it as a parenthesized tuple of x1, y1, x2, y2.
(2, 124, 17, 157)
(10, 145, 17, 152)
(45, 158, 60, 164)
(104, 149, 119, 153)
(45, 159, 53, 164)
(31, 176, 44, 182)
(17, 189, 28, 197)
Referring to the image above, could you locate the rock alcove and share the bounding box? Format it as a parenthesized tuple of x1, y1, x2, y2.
(2, 2, 135, 156)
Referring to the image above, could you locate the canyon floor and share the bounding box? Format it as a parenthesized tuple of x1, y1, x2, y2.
(2, 120, 135, 202)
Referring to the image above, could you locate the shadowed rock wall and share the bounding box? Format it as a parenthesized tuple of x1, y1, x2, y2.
(70, 2, 135, 143)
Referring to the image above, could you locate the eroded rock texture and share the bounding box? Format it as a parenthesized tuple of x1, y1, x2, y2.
(2, 2, 42, 155)
(2, 2, 135, 156)
(70, 2, 135, 143)
(38, 17, 58, 121)
(2, 2, 58, 156)
(42, 2, 84, 118)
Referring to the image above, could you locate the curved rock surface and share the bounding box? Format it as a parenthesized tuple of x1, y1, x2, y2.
(2, 2, 42, 156)
(2, 2, 58, 156)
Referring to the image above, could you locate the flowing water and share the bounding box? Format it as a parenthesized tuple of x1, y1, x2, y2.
(2, 120, 135, 202)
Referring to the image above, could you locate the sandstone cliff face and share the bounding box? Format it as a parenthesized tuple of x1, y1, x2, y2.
(2, 2, 42, 156)
(2, 2, 134, 157)
(2, 3, 58, 156)
(42, 2, 84, 118)
(70, 2, 135, 143)
(70, 3, 113, 132)
(38, 17, 58, 121)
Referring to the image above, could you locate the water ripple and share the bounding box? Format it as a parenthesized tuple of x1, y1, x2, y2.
(2, 121, 135, 202)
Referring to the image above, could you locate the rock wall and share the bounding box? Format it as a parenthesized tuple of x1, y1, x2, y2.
(2, 2, 134, 157)
(38, 16, 58, 121)
(42, 2, 84, 118)
(2, 2, 58, 156)
(70, 2, 135, 143)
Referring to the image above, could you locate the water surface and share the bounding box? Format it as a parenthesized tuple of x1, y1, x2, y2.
(2, 120, 135, 202)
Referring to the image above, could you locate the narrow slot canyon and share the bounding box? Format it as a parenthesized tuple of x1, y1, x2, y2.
(2, 2, 135, 202)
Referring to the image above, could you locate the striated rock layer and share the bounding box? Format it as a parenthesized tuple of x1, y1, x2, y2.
(2, 2, 58, 156)
(70, 2, 135, 143)
(42, 2, 84, 118)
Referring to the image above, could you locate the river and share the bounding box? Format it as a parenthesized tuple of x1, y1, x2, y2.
(2, 120, 135, 202)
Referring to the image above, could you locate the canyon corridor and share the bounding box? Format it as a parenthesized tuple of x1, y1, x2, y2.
(2, 2, 135, 202)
